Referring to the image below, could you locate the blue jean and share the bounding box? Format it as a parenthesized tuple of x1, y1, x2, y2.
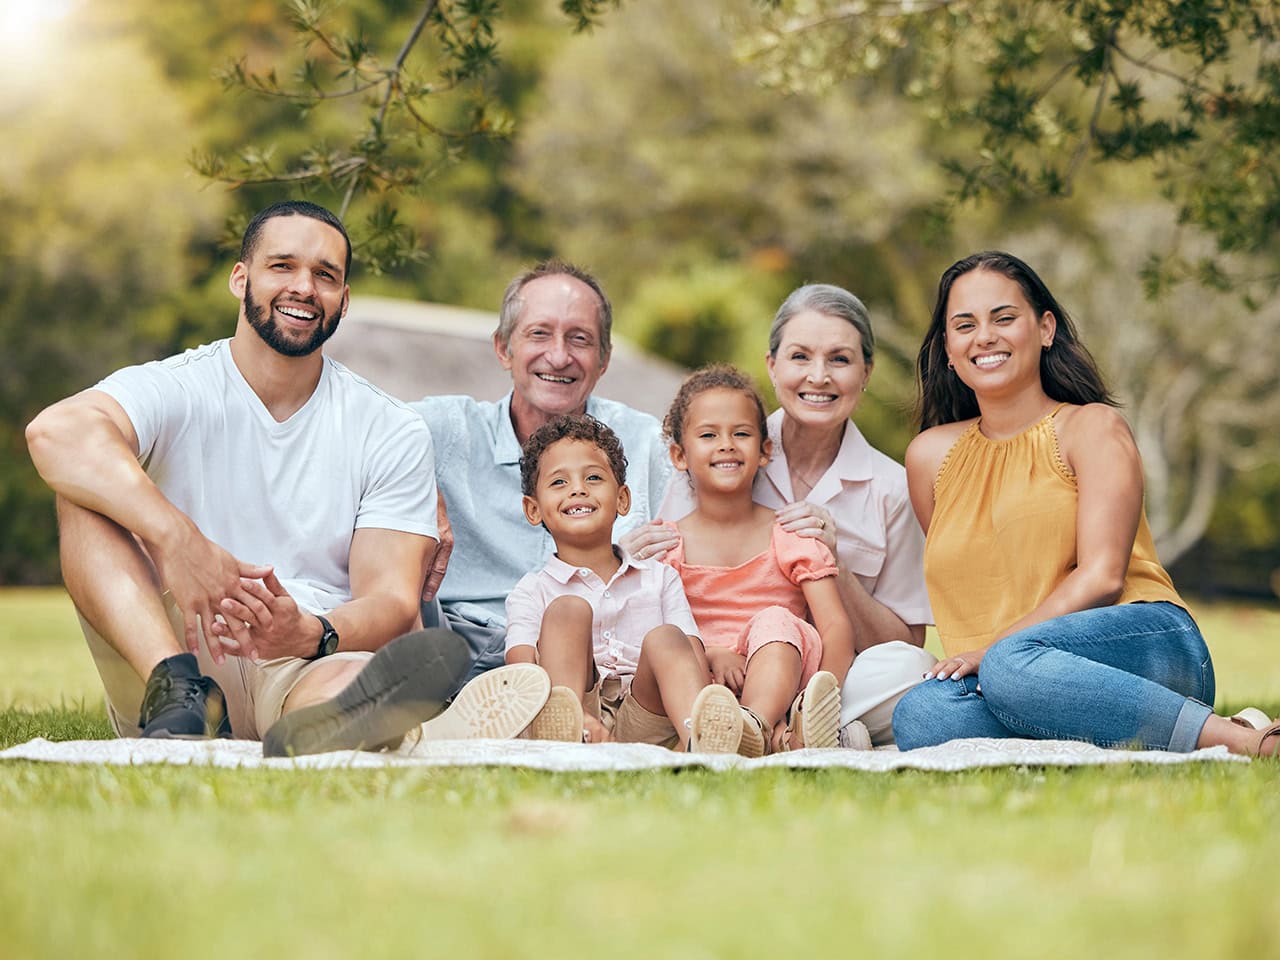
(892, 602, 1215, 752)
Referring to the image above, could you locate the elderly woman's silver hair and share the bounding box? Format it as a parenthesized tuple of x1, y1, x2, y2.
(494, 259, 613, 364)
(768, 284, 875, 365)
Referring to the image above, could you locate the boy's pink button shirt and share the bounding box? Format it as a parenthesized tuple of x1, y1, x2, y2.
(505, 551, 701, 685)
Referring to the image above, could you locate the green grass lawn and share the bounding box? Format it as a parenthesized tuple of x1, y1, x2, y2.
(2, 588, 1278, 959)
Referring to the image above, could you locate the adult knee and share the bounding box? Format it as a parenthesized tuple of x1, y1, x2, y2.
(975, 636, 1028, 712)
(891, 681, 942, 751)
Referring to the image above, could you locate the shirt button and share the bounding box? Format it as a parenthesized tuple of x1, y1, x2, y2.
(579, 568, 590, 577)
(603, 591, 611, 598)
(603, 630, 612, 639)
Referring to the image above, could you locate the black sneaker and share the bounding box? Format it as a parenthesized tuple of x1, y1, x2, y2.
(262, 628, 469, 758)
(139, 653, 232, 739)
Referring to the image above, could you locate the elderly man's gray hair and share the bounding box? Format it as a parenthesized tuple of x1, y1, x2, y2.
(494, 260, 613, 364)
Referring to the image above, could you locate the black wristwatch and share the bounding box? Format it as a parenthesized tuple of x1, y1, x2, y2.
(310, 615, 340, 660)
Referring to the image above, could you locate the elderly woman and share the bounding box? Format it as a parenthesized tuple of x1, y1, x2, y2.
(626, 284, 935, 748)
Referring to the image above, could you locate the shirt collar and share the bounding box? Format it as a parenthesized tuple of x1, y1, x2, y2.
(542, 545, 637, 585)
(495, 391, 605, 466)
(494, 392, 522, 465)
(762, 409, 874, 502)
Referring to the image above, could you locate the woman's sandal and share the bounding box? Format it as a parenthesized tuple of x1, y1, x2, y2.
(737, 706, 768, 758)
(686, 684, 743, 754)
(1254, 719, 1280, 759)
(782, 671, 841, 750)
(1230, 707, 1272, 731)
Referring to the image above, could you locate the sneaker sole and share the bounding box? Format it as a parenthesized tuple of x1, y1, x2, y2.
(688, 684, 742, 754)
(262, 628, 469, 758)
(417, 663, 550, 741)
(526, 685, 585, 742)
(797, 671, 840, 749)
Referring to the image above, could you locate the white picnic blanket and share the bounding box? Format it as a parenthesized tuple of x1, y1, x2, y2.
(0, 736, 1245, 771)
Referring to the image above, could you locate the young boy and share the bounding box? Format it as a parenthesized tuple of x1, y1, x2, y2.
(506, 414, 742, 753)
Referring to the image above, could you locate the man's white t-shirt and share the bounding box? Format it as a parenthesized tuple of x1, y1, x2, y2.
(95, 339, 438, 615)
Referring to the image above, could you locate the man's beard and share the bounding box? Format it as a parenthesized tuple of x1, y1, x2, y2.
(244, 278, 341, 358)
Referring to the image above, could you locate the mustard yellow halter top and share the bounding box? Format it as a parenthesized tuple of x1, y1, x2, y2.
(925, 405, 1184, 657)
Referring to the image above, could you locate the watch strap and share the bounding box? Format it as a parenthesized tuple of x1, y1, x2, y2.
(311, 614, 339, 660)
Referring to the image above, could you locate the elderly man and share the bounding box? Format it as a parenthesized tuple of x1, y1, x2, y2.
(412, 261, 671, 679)
(26, 201, 547, 756)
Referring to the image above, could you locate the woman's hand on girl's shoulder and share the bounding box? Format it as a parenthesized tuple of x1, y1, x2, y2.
(620, 519, 680, 562)
(774, 500, 837, 555)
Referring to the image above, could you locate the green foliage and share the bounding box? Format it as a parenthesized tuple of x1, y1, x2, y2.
(623, 261, 786, 375)
(195, 0, 622, 275)
(0, 33, 225, 583)
(748, 0, 1280, 298)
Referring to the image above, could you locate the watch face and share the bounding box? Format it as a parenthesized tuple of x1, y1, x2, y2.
(317, 617, 339, 658)
(320, 628, 340, 657)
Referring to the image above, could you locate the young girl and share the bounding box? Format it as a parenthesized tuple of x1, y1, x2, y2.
(659, 365, 856, 755)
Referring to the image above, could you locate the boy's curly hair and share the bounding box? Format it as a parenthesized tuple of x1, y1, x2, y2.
(662, 364, 768, 448)
(520, 414, 629, 497)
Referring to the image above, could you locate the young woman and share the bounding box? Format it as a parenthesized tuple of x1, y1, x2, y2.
(891, 251, 1278, 757)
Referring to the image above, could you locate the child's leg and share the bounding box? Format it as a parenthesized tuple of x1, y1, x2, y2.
(740, 641, 803, 732)
(530, 596, 610, 742)
(632, 625, 710, 750)
(536, 596, 594, 694)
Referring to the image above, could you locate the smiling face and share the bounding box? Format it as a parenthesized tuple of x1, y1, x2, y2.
(498, 273, 610, 439)
(767, 309, 871, 430)
(523, 438, 630, 549)
(669, 387, 771, 496)
(943, 268, 1056, 398)
(230, 215, 349, 358)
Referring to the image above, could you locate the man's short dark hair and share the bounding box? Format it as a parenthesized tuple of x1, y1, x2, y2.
(520, 414, 628, 497)
(240, 201, 353, 280)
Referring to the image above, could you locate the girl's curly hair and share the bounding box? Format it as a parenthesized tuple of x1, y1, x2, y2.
(663, 364, 768, 448)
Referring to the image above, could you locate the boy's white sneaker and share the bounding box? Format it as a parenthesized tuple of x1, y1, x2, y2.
(527, 685, 586, 742)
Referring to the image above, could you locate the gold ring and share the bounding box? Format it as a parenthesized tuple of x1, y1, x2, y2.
(818, 519, 826, 530)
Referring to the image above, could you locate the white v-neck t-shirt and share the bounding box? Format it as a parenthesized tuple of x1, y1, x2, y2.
(95, 339, 438, 615)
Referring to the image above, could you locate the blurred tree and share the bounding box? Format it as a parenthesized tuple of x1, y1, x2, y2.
(1, 30, 224, 582)
(744, 0, 1280, 301)
(191, 0, 621, 276)
(514, 0, 948, 460)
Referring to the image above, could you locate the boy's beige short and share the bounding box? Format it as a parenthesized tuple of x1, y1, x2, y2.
(79, 593, 373, 740)
(584, 675, 679, 748)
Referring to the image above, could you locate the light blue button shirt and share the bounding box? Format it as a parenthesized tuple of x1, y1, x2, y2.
(410, 392, 672, 630)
